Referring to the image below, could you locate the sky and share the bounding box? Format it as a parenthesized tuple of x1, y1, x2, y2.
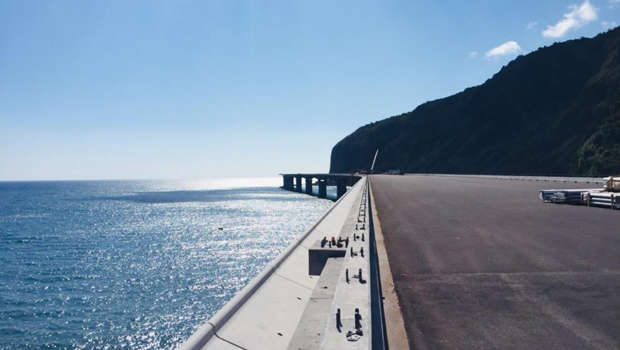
(1, 0, 618, 181)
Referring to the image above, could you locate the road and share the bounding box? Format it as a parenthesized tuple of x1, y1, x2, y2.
(370, 175, 620, 350)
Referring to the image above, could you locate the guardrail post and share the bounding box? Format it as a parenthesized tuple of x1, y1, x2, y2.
(355, 308, 362, 330)
(337, 308, 344, 332)
(368, 180, 389, 350)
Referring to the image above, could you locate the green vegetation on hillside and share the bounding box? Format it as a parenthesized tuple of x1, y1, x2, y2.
(330, 27, 620, 177)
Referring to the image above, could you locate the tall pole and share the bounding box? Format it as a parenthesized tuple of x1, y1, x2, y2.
(370, 149, 379, 172)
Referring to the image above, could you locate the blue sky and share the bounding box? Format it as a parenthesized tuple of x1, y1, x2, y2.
(1, 0, 618, 180)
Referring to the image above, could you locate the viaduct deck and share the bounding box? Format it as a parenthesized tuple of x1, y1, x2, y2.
(370, 174, 620, 350)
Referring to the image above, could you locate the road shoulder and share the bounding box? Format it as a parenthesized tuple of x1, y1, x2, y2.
(369, 181, 410, 350)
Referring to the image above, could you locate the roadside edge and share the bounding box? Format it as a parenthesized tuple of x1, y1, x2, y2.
(369, 179, 410, 350)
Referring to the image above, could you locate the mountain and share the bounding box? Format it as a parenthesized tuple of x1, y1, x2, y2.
(330, 27, 620, 177)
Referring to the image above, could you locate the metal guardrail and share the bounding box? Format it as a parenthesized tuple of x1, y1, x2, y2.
(540, 189, 620, 210)
(410, 173, 604, 184)
(367, 180, 388, 350)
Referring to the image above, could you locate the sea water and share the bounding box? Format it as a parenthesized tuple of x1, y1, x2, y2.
(0, 178, 334, 349)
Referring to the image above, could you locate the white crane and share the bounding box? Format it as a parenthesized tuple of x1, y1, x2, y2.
(370, 149, 379, 172)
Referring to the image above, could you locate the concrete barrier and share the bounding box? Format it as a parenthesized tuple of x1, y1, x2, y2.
(410, 173, 603, 184)
(178, 177, 367, 350)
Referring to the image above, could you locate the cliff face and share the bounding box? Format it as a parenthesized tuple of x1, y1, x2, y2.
(330, 27, 620, 176)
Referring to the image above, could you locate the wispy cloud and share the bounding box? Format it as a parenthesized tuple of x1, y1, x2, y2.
(469, 51, 479, 58)
(601, 21, 618, 29)
(609, 0, 620, 9)
(527, 22, 538, 30)
(485, 41, 522, 59)
(542, 1, 598, 38)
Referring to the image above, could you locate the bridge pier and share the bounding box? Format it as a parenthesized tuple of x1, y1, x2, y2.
(295, 176, 302, 192)
(305, 177, 313, 195)
(336, 179, 347, 199)
(282, 176, 294, 190)
(318, 178, 327, 198)
(280, 173, 361, 200)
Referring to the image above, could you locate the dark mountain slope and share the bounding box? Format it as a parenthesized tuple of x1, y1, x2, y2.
(330, 27, 620, 176)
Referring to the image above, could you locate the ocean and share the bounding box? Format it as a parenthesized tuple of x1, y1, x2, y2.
(0, 178, 334, 350)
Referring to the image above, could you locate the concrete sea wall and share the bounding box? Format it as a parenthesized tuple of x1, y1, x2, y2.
(179, 178, 368, 350)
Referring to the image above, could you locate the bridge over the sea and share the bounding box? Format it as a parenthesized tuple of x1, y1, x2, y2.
(280, 173, 361, 199)
(179, 174, 619, 350)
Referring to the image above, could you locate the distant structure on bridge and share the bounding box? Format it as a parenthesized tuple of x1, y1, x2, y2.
(280, 174, 361, 199)
(370, 149, 379, 172)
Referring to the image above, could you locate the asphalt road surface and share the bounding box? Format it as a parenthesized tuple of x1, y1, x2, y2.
(370, 175, 620, 350)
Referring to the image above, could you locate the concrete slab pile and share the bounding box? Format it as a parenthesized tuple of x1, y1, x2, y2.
(540, 187, 620, 210)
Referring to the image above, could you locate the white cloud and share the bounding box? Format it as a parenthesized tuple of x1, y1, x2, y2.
(542, 1, 598, 38)
(527, 22, 538, 30)
(601, 21, 618, 29)
(485, 41, 523, 59)
(469, 51, 478, 58)
(609, 0, 620, 9)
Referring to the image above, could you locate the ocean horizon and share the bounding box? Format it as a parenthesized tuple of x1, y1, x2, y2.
(0, 178, 335, 349)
